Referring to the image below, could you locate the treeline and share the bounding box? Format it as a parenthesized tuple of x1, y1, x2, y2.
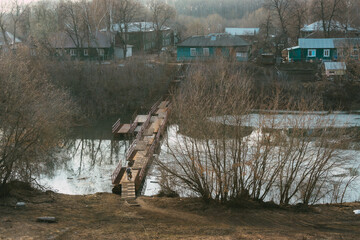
(168, 0, 263, 19)
(0, 0, 175, 54)
(44, 58, 176, 119)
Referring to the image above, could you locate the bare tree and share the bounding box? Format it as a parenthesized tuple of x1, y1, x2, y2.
(110, 0, 142, 59)
(0, 47, 74, 187)
(311, 0, 344, 38)
(149, 0, 176, 52)
(0, 1, 9, 47)
(157, 61, 356, 205)
(290, 0, 308, 40)
(9, 0, 29, 47)
(59, 0, 85, 54)
(265, 0, 291, 37)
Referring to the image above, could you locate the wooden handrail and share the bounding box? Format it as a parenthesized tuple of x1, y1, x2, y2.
(149, 98, 162, 115)
(112, 118, 121, 133)
(126, 139, 137, 160)
(112, 161, 123, 184)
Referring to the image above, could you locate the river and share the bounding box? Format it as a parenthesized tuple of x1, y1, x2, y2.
(38, 112, 360, 203)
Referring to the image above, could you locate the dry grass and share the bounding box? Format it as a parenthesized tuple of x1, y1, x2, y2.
(1, 187, 360, 240)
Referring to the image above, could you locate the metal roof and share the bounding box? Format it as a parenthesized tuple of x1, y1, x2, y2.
(177, 34, 250, 47)
(301, 20, 356, 32)
(110, 22, 170, 33)
(299, 38, 335, 48)
(324, 62, 346, 70)
(50, 31, 113, 49)
(298, 38, 360, 49)
(0, 31, 21, 45)
(225, 28, 259, 36)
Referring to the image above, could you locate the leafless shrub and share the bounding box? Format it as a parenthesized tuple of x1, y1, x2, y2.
(157, 60, 356, 205)
(0, 46, 74, 187)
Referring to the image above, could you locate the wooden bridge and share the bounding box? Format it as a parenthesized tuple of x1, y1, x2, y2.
(111, 99, 170, 199)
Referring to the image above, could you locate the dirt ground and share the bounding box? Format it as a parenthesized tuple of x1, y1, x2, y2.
(1, 187, 360, 240)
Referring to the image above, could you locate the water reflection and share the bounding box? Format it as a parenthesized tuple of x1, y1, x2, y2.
(39, 134, 129, 195)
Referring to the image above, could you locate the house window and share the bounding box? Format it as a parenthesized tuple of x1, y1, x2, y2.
(190, 48, 197, 57)
(308, 49, 316, 57)
(70, 49, 76, 56)
(236, 52, 247, 58)
(84, 49, 89, 56)
(324, 49, 330, 57)
(56, 49, 63, 56)
(203, 48, 210, 56)
(351, 48, 359, 58)
(98, 49, 104, 56)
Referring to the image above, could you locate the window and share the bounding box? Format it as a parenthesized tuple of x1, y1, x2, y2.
(236, 52, 247, 58)
(84, 49, 89, 56)
(351, 48, 359, 58)
(190, 48, 197, 57)
(324, 49, 330, 57)
(203, 48, 210, 56)
(70, 49, 76, 56)
(56, 49, 63, 56)
(98, 49, 104, 56)
(308, 49, 316, 57)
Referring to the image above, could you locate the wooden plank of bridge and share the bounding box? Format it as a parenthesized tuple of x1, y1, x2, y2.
(143, 127, 154, 136)
(156, 108, 167, 115)
(134, 141, 147, 151)
(134, 115, 149, 123)
(118, 124, 131, 134)
(133, 157, 149, 169)
(120, 169, 139, 199)
(133, 151, 146, 161)
(150, 120, 160, 133)
(158, 101, 169, 109)
(143, 135, 155, 145)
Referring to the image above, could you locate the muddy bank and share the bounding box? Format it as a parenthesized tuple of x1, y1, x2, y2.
(1, 184, 360, 239)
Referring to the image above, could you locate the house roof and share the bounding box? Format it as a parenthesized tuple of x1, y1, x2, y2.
(324, 62, 346, 71)
(110, 22, 170, 33)
(49, 31, 113, 49)
(177, 34, 250, 47)
(298, 38, 360, 49)
(0, 31, 22, 46)
(301, 20, 357, 32)
(299, 38, 335, 48)
(225, 28, 259, 36)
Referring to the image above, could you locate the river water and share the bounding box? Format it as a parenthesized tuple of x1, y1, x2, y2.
(38, 112, 360, 203)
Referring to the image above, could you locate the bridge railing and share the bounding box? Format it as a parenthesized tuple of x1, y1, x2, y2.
(112, 161, 123, 184)
(112, 118, 121, 133)
(126, 139, 137, 160)
(149, 98, 162, 115)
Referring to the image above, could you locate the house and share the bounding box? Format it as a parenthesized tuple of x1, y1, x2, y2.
(225, 28, 260, 36)
(301, 20, 359, 38)
(177, 33, 251, 62)
(0, 31, 21, 52)
(49, 31, 132, 60)
(323, 62, 346, 77)
(109, 22, 173, 52)
(283, 38, 360, 62)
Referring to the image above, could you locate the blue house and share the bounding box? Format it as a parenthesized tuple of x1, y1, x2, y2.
(177, 33, 250, 62)
(283, 38, 360, 62)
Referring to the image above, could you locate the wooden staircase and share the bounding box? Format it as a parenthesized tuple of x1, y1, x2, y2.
(121, 182, 136, 199)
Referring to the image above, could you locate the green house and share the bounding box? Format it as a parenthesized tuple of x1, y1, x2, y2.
(177, 34, 250, 62)
(284, 38, 360, 62)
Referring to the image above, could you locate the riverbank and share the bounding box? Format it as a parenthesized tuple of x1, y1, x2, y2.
(1, 184, 360, 239)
